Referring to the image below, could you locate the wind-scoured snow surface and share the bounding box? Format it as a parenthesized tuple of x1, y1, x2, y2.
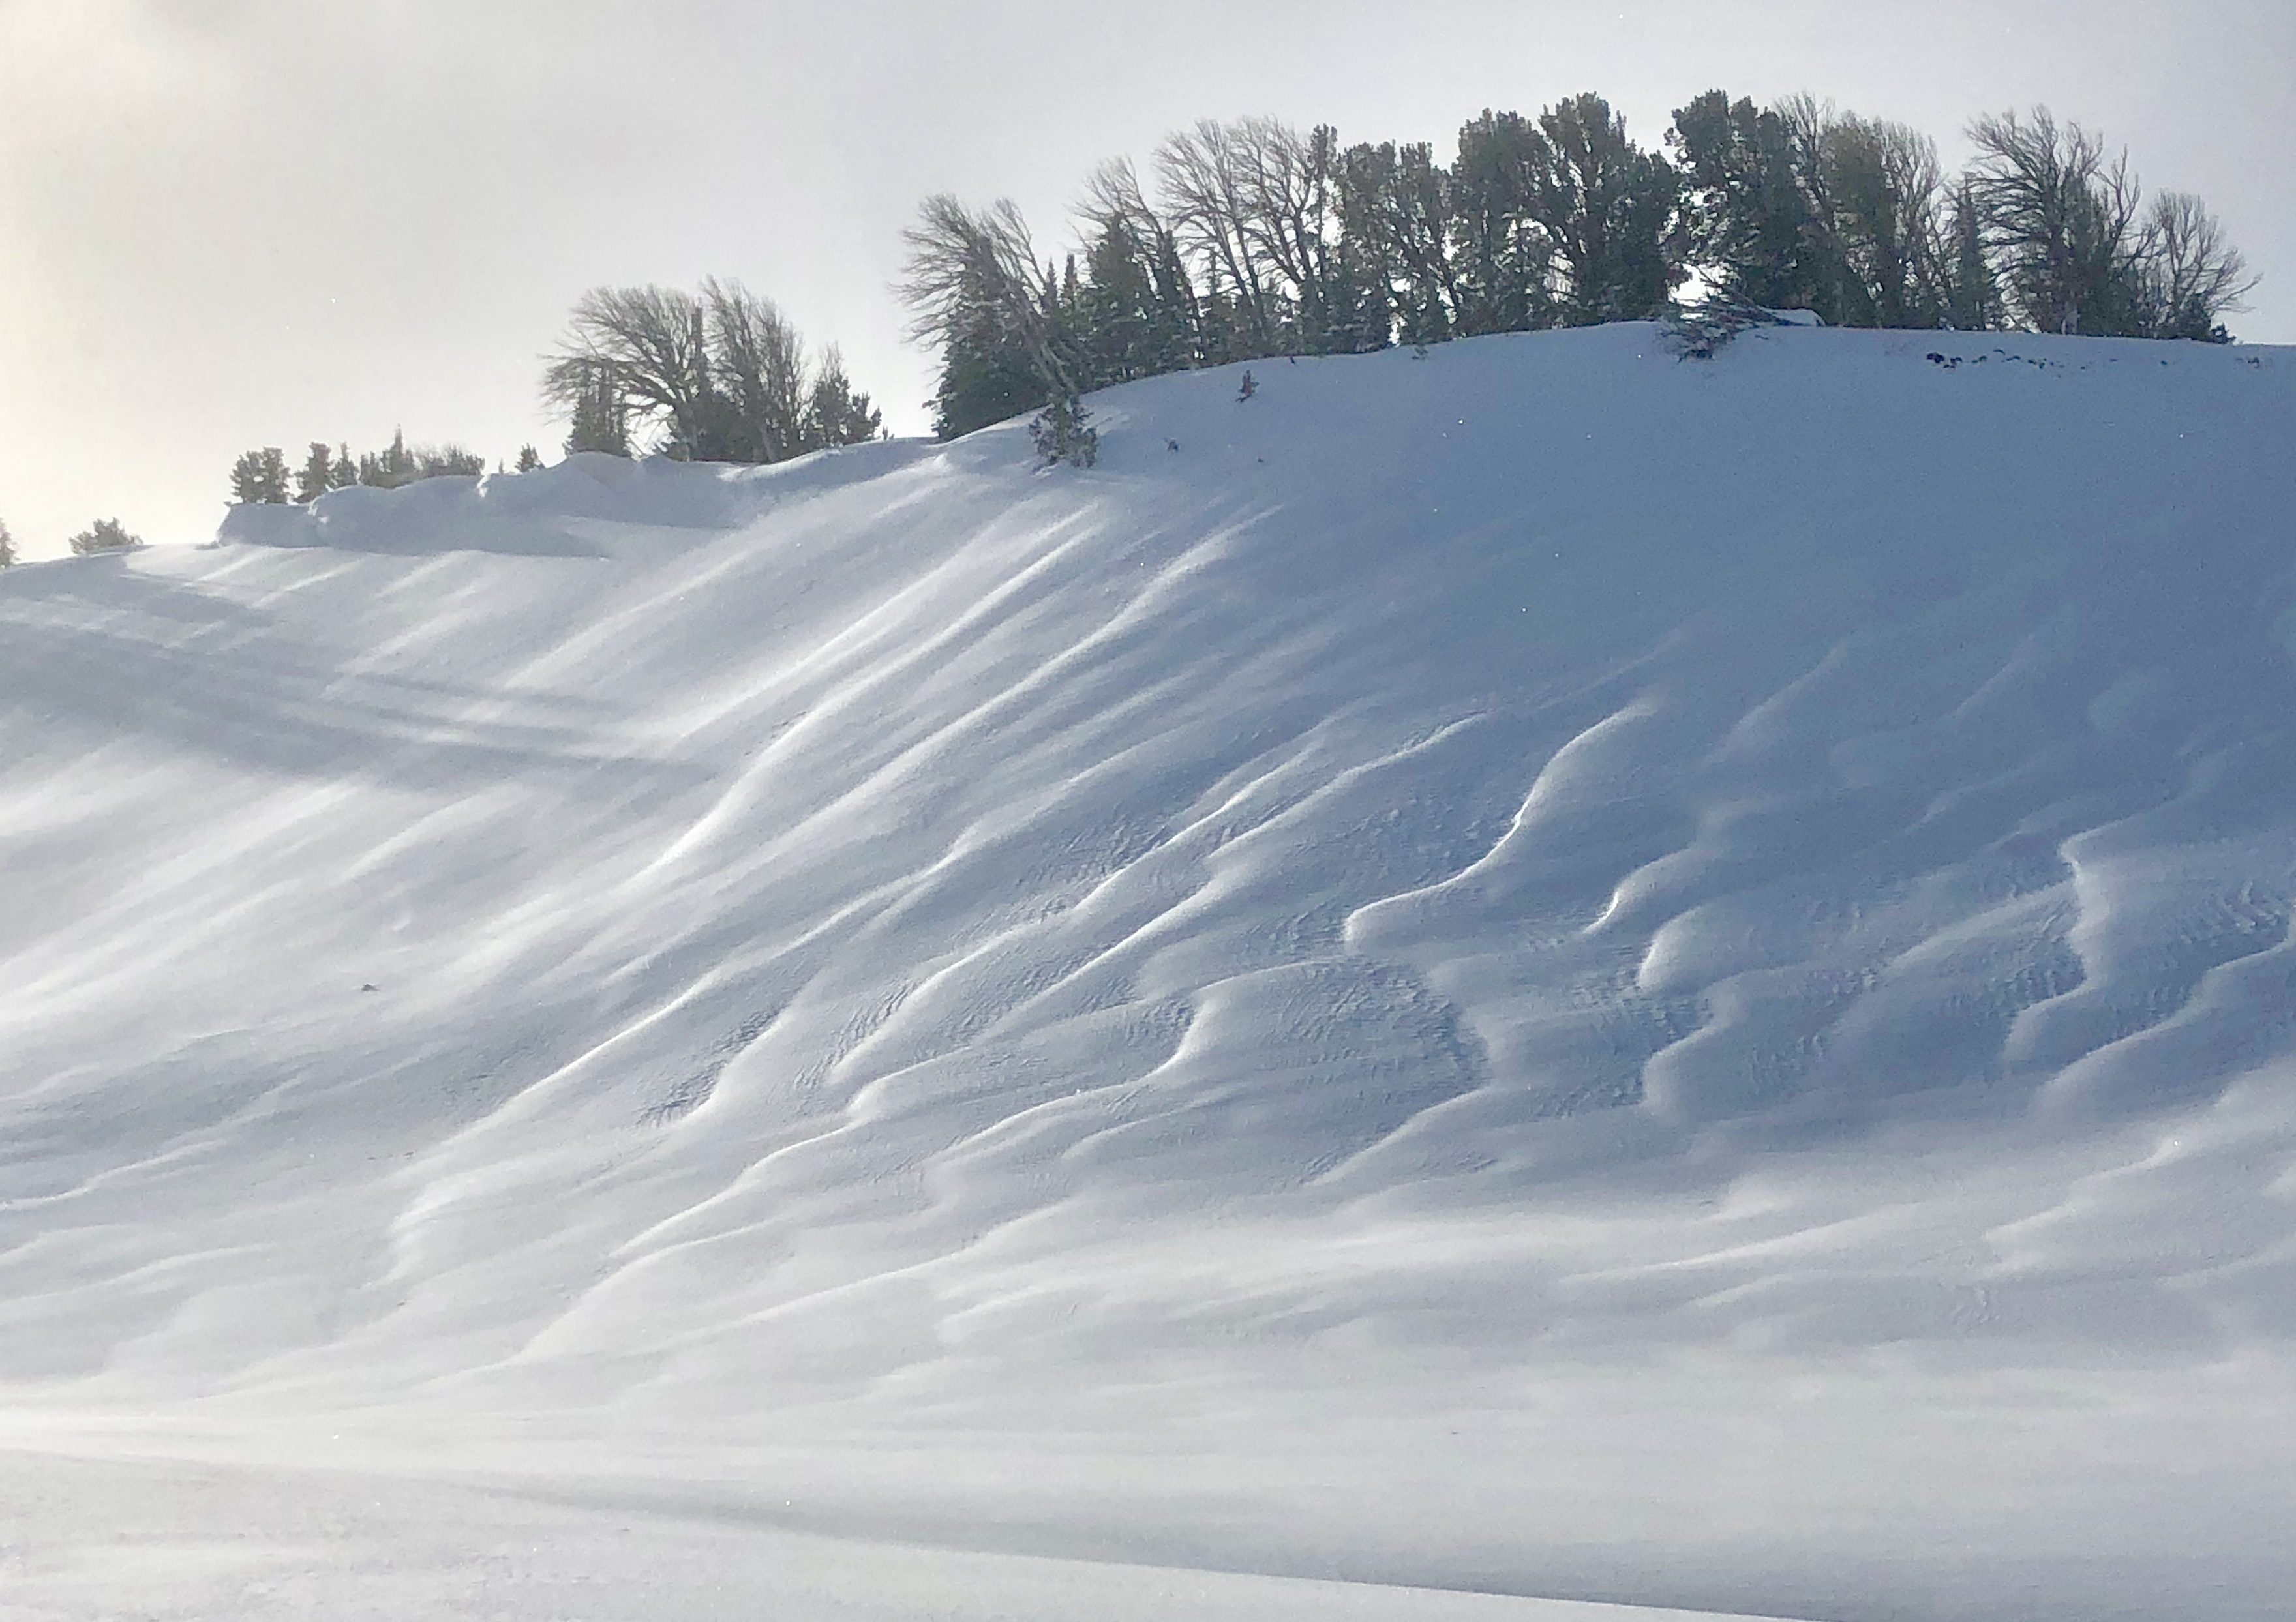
(4, 323, 2294, 1621)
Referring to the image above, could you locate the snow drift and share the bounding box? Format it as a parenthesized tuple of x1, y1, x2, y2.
(3, 322, 2294, 1621)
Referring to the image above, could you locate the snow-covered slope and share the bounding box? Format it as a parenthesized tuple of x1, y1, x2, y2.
(3, 323, 2294, 1621)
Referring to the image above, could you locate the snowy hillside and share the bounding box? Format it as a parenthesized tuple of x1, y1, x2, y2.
(3, 322, 2294, 1622)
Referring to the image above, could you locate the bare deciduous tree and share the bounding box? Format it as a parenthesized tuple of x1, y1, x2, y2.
(1965, 108, 2146, 335)
(2135, 191, 2254, 339)
(542, 284, 716, 455)
(702, 278, 808, 462)
(544, 280, 874, 461)
(899, 194, 1076, 390)
(1156, 120, 1285, 353)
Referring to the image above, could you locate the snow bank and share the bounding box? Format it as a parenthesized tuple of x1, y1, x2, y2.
(3, 323, 2293, 1621)
(217, 442, 933, 556)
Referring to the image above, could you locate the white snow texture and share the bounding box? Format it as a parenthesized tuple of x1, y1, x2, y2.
(3, 323, 2293, 1621)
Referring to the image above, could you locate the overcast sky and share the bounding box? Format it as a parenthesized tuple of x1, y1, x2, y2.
(2, 0, 2288, 558)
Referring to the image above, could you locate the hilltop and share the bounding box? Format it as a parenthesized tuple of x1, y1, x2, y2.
(2, 323, 2293, 1621)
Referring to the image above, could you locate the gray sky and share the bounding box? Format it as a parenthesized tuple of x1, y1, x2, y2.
(3, 0, 2288, 558)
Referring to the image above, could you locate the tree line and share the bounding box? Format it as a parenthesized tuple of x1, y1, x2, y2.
(899, 92, 2256, 454)
(224, 432, 498, 507)
(0, 512, 145, 563)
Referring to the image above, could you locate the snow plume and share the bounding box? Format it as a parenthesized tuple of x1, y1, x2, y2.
(2, 323, 2293, 1621)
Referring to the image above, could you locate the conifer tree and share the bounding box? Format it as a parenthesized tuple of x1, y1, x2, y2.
(1323, 137, 1451, 352)
(1075, 160, 1201, 382)
(1819, 110, 1951, 328)
(563, 361, 631, 456)
(1076, 211, 1160, 386)
(668, 303, 738, 460)
(1193, 282, 1248, 366)
(1945, 182, 2000, 330)
(330, 444, 359, 489)
(928, 301, 1042, 440)
(1144, 219, 1203, 370)
(1447, 113, 1550, 336)
(294, 442, 335, 503)
(1329, 143, 1402, 348)
(1525, 93, 1688, 324)
(1318, 230, 1393, 355)
(0, 516, 16, 568)
(68, 518, 143, 555)
(901, 195, 1084, 441)
(414, 445, 484, 477)
(798, 347, 884, 449)
(359, 429, 418, 488)
(229, 447, 292, 504)
(1028, 391, 1097, 468)
(1669, 91, 1828, 314)
(515, 445, 543, 472)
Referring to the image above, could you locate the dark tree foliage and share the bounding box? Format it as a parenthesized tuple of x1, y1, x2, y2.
(1329, 138, 1451, 348)
(1075, 161, 1201, 384)
(359, 430, 416, 487)
(1447, 114, 1550, 337)
(563, 360, 631, 456)
(69, 518, 143, 556)
(229, 447, 292, 505)
(1524, 93, 1689, 324)
(355, 430, 472, 487)
(1028, 391, 1098, 468)
(931, 318, 1044, 440)
(900, 195, 1085, 442)
(1671, 91, 1832, 314)
(0, 517, 16, 569)
(294, 442, 335, 503)
(800, 347, 885, 449)
(232, 431, 486, 498)
(1945, 182, 2001, 332)
(415, 445, 485, 478)
(541, 280, 877, 462)
(1816, 104, 1951, 328)
(1965, 108, 2140, 335)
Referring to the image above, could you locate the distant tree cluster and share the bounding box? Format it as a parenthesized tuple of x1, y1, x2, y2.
(69, 518, 144, 555)
(903, 93, 2255, 445)
(541, 279, 884, 463)
(0, 513, 144, 562)
(1679, 97, 2250, 340)
(227, 432, 488, 506)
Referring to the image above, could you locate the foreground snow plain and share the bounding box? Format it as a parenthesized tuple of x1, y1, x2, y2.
(3, 322, 2293, 1620)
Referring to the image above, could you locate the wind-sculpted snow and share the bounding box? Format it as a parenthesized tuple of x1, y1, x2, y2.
(3, 325, 2295, 1621)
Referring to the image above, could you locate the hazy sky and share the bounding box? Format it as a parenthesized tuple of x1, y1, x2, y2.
(3, 0, 2288, 558)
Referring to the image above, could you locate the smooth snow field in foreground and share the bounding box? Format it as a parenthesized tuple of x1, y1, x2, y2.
(3, 323, 2294, 1621)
